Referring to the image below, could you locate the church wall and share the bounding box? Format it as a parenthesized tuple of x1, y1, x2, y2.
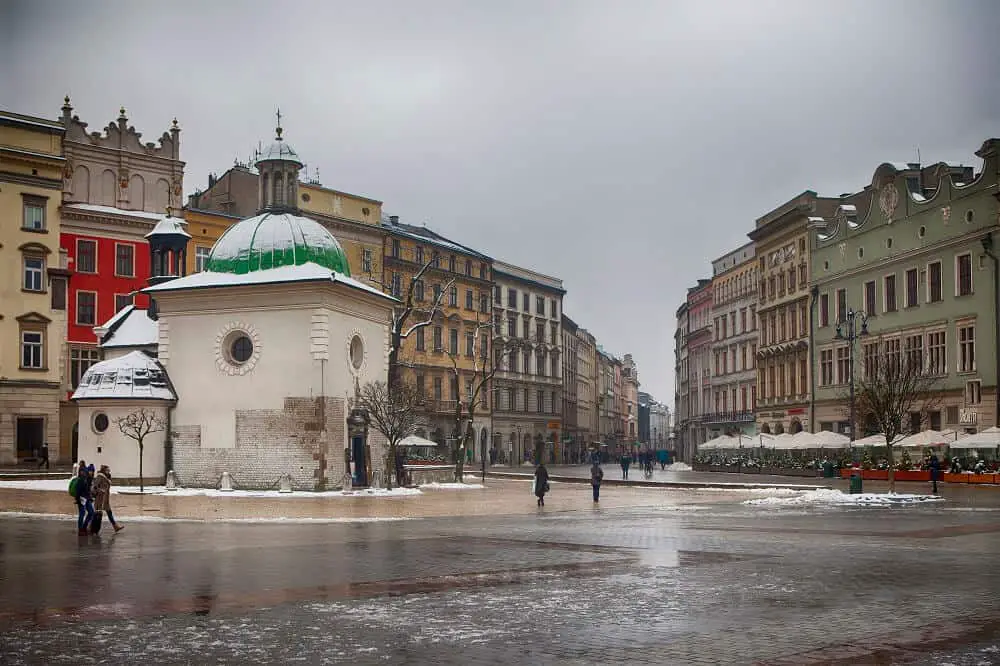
(171, 396, 346, 490)
(77, 402, 168, 481)
(156, 283, 391, 489)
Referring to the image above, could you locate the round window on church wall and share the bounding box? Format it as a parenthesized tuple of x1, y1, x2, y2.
(228, 334, 254, 365)
(93, 413, 109, 434)
(350, 335, 364, 370)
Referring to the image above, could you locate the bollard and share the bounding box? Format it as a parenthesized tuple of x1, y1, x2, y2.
(278, 474, 292, 493)
(220, 471, 234, 492)
(165, 470, 178, 491)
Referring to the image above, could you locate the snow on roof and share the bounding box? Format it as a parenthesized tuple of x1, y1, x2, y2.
(100, 308, 159, 348)
(145, 215, 191, 239)
(72, 351, 175, 401)
(95, 303, 135, 334)
(144, 262, 397, 302)
(64, 203, 177, 222)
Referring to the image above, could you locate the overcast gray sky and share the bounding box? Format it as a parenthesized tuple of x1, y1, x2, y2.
(3, 0, 998, 403)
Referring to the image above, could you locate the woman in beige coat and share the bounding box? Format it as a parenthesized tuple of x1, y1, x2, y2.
(92, 465, 124, 533)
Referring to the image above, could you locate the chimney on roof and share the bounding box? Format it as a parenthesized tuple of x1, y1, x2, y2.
(389, 215, 399, 225)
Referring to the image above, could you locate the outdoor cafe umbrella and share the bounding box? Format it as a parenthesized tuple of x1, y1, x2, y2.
(850, 433, 905, 447)
(949, 426, 1000, 449)
(809, 431, 851, 449)
(699, 435, 734, 451)
(895, 429, 957, 448)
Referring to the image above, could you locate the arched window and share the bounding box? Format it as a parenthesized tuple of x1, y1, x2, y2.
(273, 171, 284, 207)
(286, 170, 295, 204)
(261, 173, 269, 207)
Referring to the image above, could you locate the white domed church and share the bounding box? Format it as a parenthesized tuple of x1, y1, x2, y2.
(72, 123, 396, 490)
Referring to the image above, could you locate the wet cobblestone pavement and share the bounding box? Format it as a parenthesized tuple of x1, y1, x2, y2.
(2, 482, 999, 664)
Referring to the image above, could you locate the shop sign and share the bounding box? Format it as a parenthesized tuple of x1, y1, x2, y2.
(960, 408, 978, 424)
(547, 421, 561, 429)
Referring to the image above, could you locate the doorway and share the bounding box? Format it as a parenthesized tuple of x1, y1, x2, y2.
(351, 434, 368, 487)
(16, 417, 44, 460)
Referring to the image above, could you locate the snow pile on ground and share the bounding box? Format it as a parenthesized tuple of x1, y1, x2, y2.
(0, 478, 422, 498)
(744, 488, 944, 506)
(667, 462, 693, 471)
(420, 482, 485, 490)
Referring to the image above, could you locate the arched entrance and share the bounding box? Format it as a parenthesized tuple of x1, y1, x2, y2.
(774, 422, 785, 434)
(761, 423, 771, 434)
(790, 419, 803, 433)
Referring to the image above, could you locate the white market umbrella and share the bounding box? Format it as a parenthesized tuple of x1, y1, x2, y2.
(398, 435, 441, 448)
(787, 431, 817, 450)
(850, 433, 905, 447)
(769, 433, 798, 450)
(949, 426, 1000, 449)
(809, 431, 851, 449)
(895, 429, 956, 448)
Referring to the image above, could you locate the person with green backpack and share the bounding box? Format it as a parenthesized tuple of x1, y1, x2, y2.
(72, 462, 94, 536)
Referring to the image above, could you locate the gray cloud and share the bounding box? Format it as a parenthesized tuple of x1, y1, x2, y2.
(3, 0, 998, 402)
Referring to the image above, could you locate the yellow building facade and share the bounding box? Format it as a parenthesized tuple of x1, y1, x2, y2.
(382, 219, 494, 454)
(0, 110, 70, 464)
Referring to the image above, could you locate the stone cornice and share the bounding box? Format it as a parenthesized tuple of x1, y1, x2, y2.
(0, 170, 62, 190)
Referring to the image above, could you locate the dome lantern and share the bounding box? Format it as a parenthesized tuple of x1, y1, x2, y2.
(256, 108, 303, 214)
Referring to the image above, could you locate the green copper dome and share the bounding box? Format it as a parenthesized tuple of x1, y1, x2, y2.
(204, 212, 350, 276)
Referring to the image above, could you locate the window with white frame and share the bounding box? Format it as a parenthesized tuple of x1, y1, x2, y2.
(76, 291, 97, 326)
(115, 243, 134, 277)
(862, 341, 879, 379)
(361, 248, 373, 274)
(76, 239, 97, 273)
(927, 261, 943, 302)
(884, 274, 897, 313)
(22, 197, 46, 230)
(114, 293, 133, 313)
(70, 347, 102, 388)
(195, 246, 211, 272)
(965, 380, 981, 405)
(885, 337, 901, 372)
(21, 330, 44, 369)
(958, 323, 975, 373)
(927, 330, 946, 375)
(23, 256, 45, 292)
(905, 268, 919, 307)
(864, 280, 876, 314)
(956, 253, 973, 296)
(820, 349, 834, 386)
(835, 346, 850, 384)
(904, 333, 923, 373)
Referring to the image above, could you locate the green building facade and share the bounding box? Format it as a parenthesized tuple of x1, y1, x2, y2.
(810, 138, 999, 437)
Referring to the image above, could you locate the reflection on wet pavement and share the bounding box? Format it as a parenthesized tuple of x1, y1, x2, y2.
(2, 488, 1000, 665)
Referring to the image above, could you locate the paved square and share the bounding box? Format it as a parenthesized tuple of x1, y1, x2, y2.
(1, 480, 999, 664)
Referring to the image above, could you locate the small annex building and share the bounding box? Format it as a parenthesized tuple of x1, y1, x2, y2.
(73, 122, 396, 489)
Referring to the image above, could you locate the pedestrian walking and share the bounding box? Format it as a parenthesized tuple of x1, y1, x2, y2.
(620, 454, 631, 480)
(534, 462, 550, 507)
(92, 465, 124, 533)
(590, 462, 603, 503)
(927, 452, 941, 494)
(74, 463, 94, 536)
(37, 443, 50, 469)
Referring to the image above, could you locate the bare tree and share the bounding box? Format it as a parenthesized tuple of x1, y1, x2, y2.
(366, 256, 454, 393)
(850, 339, 943, 492)
(115, 407, 167, 493)
(356, 380, 421, 490)
(445, 313, 521, 482)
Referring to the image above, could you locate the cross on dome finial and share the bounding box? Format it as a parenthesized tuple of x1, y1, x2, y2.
(275, 107, 283, 139)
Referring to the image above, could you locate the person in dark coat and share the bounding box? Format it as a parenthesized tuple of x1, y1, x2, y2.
(590, 462, 604, 503)
(927, 453, 941, 494)
(620, 454, 631, 480)
(534, 463, 550, 506)
(74, 464, 94, 536)
(37, 443, 49, 469)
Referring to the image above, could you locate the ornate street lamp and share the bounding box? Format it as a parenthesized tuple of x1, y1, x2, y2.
(834, 308, 870, 446)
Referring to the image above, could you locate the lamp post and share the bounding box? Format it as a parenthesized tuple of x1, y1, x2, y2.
(834, 308, 870, 448)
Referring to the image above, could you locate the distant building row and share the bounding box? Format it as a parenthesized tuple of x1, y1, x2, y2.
(0, 100, 656, 466)
(674, 139, 1000, 461)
